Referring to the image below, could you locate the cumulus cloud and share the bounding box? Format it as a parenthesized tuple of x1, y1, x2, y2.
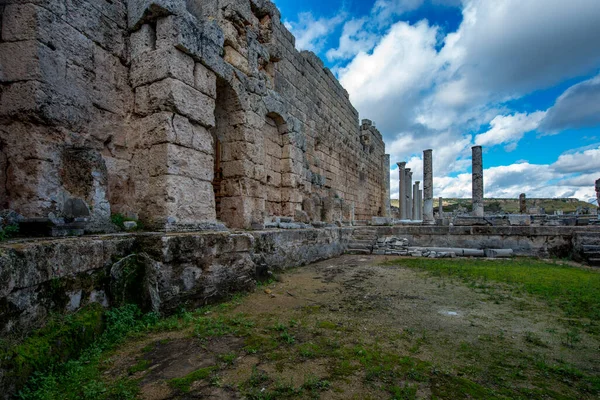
(439, 0, 600, 104)
(539, 74, 600, 133)
(284, 12, 345, 53)
(474, 111, 546, 151)
(552, 145, 600, 174)
(326, 18, 379, 61)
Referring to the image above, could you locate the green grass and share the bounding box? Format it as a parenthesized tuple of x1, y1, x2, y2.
(168, 366, 216, 392)
(382, 258, 600, 324)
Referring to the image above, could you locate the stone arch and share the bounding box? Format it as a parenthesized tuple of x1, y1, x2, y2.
(263, 112, 288, 218)
(212, 78, 259, 229)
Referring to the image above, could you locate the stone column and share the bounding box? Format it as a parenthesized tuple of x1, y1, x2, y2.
(438, 197, 443, 217)
(472, 146, 484, 217)
(397, 162, 406, 219)
(412, 183, 418, 220)
(595, 179, 600, 207)
(406, 169, 413, 220)
(519, 193, 527, 214)
(423, 149, 434, 224)
(418, 189, 423, 220)
(414, 181, 421, 220)
(383, 154, 391, 217)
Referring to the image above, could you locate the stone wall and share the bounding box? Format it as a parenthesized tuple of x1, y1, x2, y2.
(0, 227, 351, 336)
(0, 0, 390, 231)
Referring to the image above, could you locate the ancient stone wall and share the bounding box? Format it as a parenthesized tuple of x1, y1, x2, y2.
(0, 0, 390, 231)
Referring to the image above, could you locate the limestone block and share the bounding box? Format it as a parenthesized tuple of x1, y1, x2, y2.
(65, 0, 126, 59)
(156, 14, 201, 56)
(164, 176, 216, 224)
(145, 143, 213, 181)
(224, 45, 249, 75)
(128, 0, 185, 30)
(0, 40, 65, 83)
(130, 47, 194, 88)
(221, 177, 261, 198)
(0, 80, 49, 118)
(194, 62, 217, 98)
(91, 46, 132, 116)
(221, 159, 255, 179)
(371, 217, 392, 226)
(130, 24, 156, 58)
(135, 78, 215, 127)
(508, 215, 531, 226)
(131, 112, 213, 154)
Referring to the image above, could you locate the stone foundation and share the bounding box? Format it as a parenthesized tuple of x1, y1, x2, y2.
(3, 224, 598, 338)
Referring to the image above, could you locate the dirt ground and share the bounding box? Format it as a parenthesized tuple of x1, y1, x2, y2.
(105, 255, 600, 399)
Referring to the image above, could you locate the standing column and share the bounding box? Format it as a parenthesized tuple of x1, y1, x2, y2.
(519, 193, 527, 214)
(418, 189, 423, 220)
(595, 179, 600, 207)
(423, 149, 434, 224)
(438, 197, 443, 217)
(397, 162, 407, 219)
(414, 181, 421, 220)
(412, 183, 418, 220)
(472, 146, 484, 217)
(383, 154, 391, 217)
(406, 169, 413, 220)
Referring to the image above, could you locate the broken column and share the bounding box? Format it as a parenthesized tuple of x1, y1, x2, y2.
(423, 149, 434, 224)
(397, 162, 407, 219)
(472, 146, 484, 217)
(438, 197, 443, 217)
(519, 193, 527, 214)
(406, 168, 413, 220)
(596, 179, 600, 207)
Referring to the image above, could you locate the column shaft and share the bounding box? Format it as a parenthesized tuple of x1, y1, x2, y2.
(423, 149, 434, 224)
(397, 162, 407, 219)
(472, 146, 484, 217)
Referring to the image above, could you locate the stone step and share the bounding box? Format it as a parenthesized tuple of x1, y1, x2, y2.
(346, 248, 372, 255)
(351, 239, 376, 245)
(583, 245, 600, 252)
(584, 251, 600, 259)
(353, 237, 377, 241)
(346, 242, 373, 250)
(588, 258, 600, 267)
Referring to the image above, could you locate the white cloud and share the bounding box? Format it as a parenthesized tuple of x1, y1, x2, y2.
(539, 74, 600, 133)
(326, 18, 379, 61)
(474, 111, 546, 151)
(284, 12, 345, 52)
(552, 145, 600, 174)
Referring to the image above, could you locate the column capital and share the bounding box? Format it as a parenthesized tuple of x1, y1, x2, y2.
(397, 161, 406, 168)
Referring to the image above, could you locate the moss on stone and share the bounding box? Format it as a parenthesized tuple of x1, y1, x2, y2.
(0, 303, 105, 389)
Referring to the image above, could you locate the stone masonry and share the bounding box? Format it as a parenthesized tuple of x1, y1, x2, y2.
(0, 0, 390, 232)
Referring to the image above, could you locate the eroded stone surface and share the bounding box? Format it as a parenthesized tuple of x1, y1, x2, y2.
(0, 0, 389, 232)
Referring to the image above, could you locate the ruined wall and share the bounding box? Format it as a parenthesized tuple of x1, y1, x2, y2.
(0, 0, 390, 231)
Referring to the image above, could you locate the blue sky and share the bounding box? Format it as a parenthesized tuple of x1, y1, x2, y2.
(274, 0, 600, 203)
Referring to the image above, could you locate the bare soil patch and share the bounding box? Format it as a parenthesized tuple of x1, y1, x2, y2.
(101, 255, 600, 399)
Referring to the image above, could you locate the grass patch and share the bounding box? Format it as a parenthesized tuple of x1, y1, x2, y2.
(383, 258, 600, 324)
(168, 366, 216, 392)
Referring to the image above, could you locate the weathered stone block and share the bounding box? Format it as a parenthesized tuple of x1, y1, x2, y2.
(135, 78, 215, 127)
(130, 24, 157, 59)
(130, 48, 194, 88)
(194, 61, 217, 98)
(128, 0, 185, 30)
(146, 143, 213, 181)
(508, 215, 531, 226)
(0, 40, 64, 83)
